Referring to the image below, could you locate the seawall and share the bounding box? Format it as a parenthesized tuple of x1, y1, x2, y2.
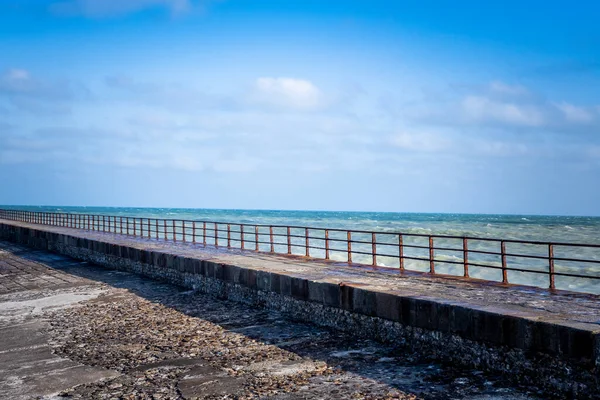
(1, 219, 599, 398)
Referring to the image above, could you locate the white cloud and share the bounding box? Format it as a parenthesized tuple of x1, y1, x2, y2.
(50, 0, 192, 18)
(475, 141, 530, 157)
(6, 69, 30, 81)
(554, 102, 595, 124)
(393, 80, 600, 133)
(389, 131, 452, 152)
(253, 77, 322, 110)
(461, 95, 545, 127)
(0, 68, 86, 113)
(489, 81, 529, 97)
(0, 69, 35, 93)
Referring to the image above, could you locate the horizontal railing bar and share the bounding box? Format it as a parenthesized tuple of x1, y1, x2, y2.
(464, 248, 503, 256)
(552, 271, 600, 279)
(551, 256, 600, 264)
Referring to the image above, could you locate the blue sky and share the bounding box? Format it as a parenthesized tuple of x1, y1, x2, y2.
(1, 0, 599, 215)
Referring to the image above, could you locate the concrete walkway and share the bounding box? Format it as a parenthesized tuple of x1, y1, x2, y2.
(0, 242, 118, 399)
(0, 240, 537, 399)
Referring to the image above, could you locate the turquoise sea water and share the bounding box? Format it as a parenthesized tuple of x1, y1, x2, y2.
(3, 206, 600, 294)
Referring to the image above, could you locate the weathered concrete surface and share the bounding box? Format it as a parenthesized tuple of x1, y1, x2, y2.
(1, 220, 599, 398)
(0, 240, 537, 399)
(0, 243, 119, 399)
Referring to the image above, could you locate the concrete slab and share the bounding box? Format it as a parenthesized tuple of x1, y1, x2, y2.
(0, 256, 118, 400)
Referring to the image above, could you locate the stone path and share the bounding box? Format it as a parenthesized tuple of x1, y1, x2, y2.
(0, 240, 540, 399)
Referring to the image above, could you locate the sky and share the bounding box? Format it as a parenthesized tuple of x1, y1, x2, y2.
(0, 0, 599, 215)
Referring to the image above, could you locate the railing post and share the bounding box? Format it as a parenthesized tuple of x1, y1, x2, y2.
(372, 233, 377, 266)
(255, 225, 259, 251)
(287, 227, 291, 254)
(126, 217, 130, 235)
(501, 241, 508, 284)
(269, 226, 274, 253)
(325, 229, 330, 260)
(463, 237, 469, 278)
(227, 224, 231, 248)
(305, 228, 309, 257)
(133, 217, 137, 236)
(120, 217, 123, 234)
(240, 225, 244, 249)
(147, 218, 150, 237)
(429, 236, 435, 274)
(347, 231, 352, 263)
(182, 220, 186, 242)
(193, 221, 196, 244)
(173, 220, 176, 241)
(548, 244, 555, 290)
(399, 234, 404, 271)
(155, 219, 158, 239)
(163, 219, 167, 239)
(214, 223, 218, 246)
(203, 222, 207, 245)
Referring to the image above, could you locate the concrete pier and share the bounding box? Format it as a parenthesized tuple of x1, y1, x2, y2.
(1, 219, 599, 398)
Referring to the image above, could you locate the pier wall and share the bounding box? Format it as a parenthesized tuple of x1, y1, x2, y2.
(1, 220, 598, 397)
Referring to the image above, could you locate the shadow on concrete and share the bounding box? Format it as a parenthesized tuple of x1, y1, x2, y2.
(14, 244, 537, 400)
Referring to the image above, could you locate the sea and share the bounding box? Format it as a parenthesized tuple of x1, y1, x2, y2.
(3, 206, 599, 294)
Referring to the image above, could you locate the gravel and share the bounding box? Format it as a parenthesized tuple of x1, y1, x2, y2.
(43, 282, 539, 400)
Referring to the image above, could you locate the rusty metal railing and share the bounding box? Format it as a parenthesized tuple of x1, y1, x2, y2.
(1, 209, 599, 293)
